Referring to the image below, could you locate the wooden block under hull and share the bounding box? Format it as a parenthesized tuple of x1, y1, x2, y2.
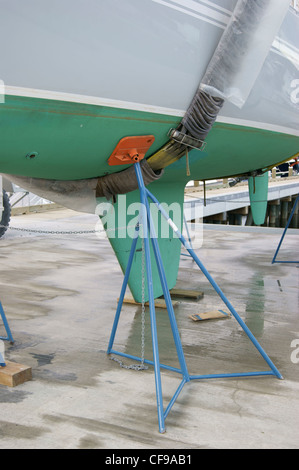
(0, 361, 32, 387)
(189, 310, 231, 322)
(169, 288, 204, 300)
(120, 296, 179, 309)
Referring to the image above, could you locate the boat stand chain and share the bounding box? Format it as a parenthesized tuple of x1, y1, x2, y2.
(272, 194, 299, 265)
(107, 161, 283, 434)
(109, 236, 148, 372)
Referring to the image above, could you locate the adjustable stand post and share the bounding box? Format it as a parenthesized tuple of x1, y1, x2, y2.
(272, 194, 299, 264)
(107, 161, 282, 434)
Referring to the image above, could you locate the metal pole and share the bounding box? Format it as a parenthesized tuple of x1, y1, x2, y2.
(181, 214, 193, 258)
(0, 301, 14, 343)
(190, 371, 275, 380)
(134, 162, 166, 433)
(272, 194, 299, 264)
(142, 186, 190, 381)
(107, 223, 140, 354)
(164, 378, 187, 419)
(184, 213, 193, 248)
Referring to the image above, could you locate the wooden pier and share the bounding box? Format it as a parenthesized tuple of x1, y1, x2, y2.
(184, 176, 299, 228)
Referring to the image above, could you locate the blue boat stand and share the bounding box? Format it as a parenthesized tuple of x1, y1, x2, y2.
(107, 161, 283, 434)
(0, 301, 14, 344)
(0, 301, 14, 367)
(272, 194, 299, 265)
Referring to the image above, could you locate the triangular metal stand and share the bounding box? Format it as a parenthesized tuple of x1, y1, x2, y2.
(107, 162, 283, 434)
(272, 194, 299, 265)
(0, 301, 14, 343)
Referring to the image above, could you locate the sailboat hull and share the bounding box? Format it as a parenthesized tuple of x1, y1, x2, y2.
(0, 93, 298, 183)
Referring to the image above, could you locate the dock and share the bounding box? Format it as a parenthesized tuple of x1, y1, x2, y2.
(184, 176, 299, 227)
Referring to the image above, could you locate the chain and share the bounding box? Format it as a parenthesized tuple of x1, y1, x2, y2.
(110, 235, 148, 372)
(0, 223, 138, 236)
(140, 236, 147, 370)
(4, 226, 98, 235)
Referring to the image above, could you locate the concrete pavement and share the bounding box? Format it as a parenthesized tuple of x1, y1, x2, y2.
(0, 209, 298, 449)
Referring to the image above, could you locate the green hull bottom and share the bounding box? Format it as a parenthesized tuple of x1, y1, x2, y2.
(0, 95, 298, 182)
(99, 181, 184, 302)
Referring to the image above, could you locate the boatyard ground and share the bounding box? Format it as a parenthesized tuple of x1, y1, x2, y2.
(0, 209, 298, 449)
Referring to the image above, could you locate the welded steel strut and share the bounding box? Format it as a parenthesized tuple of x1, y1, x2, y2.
(272, 194, 299, 265)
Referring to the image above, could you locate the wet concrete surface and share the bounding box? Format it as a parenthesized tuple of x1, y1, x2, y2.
(0, 209, 298, 449)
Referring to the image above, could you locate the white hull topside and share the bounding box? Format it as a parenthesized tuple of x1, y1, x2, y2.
(1, 0, 299, 136)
